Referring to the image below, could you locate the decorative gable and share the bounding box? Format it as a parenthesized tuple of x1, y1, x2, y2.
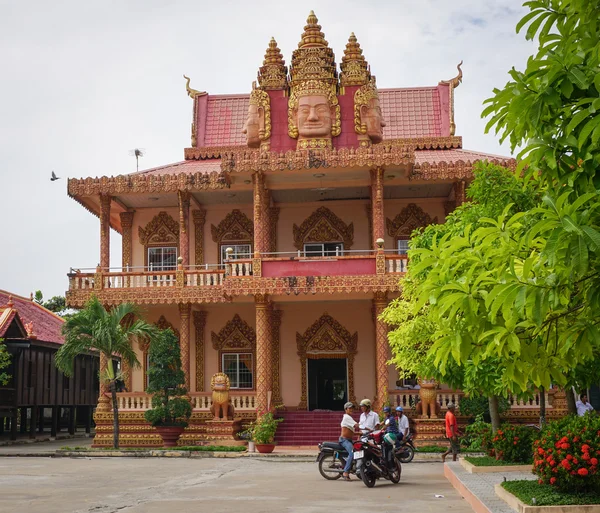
(138, 212, 179, 246)
(211, 209, 254, 243)
(211, 314, 256, 351)
(293, 207, 354, 250)
(386, 203, 438, 238)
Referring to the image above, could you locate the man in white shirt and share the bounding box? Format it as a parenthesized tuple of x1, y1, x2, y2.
(576, 394, 595, 416)
(395, 406, 410, 441)
(359, 399, 380, 434)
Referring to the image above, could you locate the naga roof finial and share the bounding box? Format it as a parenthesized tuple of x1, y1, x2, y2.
(439, 61, 463, 88)
(439, 61, 463, 136)
(183, 74, 208, 99)
(340, 32, 371, 86)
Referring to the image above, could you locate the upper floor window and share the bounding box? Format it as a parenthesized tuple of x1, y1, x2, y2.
(222, 353, 253, 389)
(304, 242, 343, 257)
(220, 244, 252, 263)
(397, 238, 410, 256)
(148, 247, 177, 271)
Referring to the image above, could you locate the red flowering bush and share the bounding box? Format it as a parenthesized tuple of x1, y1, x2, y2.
(491, 423, 535, 463)
(533, 414, 600, 492)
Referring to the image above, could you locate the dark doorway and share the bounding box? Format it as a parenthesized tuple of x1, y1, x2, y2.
(308, 358, 347, 411)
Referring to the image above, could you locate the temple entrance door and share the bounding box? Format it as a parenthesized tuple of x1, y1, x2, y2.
(308, 358, 347, 411)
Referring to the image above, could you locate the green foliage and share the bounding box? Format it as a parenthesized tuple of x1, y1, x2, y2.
(459, 396, 510, 420)
(144, 329, 192, 428)
(0, 340, 11, 385)
(491, 423, 536, 463)
(502, 479, 600, 506)
(462, 415, 493, 452)
(34, 290, 71, 317)
(533, 413, 600, 492)
(465, 456, 530, 467)
(246, 412, 283, 444)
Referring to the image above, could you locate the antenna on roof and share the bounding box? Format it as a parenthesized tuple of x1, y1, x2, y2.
(128, 148, 146, 172)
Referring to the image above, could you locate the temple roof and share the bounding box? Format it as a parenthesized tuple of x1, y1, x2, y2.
(414, 148, 514, 166)
(0, 290, 64, 345)
(132, 160, 222, 177)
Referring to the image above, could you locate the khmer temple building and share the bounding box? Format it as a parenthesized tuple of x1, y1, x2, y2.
(65, 13, 562, 447)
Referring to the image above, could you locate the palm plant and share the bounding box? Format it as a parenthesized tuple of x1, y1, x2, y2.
(56, 296, 159, 448)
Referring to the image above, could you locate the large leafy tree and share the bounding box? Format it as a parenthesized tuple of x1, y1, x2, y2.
(56, 297, 159, 448)
(0, 340, 11, 386)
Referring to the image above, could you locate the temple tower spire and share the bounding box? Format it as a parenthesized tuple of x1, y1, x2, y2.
(258, 37, 288, 90)
(340, 32, 371, 87)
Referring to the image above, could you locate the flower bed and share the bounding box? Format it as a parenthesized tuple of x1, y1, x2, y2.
(492, 423, 536, 463)
(502, 480, 600, 506)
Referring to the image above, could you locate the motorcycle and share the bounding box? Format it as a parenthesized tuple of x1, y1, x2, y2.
(395, 432, 415, 463)
(355, 430, 402, 488)
(316, 439, 365, 480)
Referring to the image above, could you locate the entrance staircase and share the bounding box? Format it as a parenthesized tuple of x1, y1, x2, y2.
(274, 411, 360, 447)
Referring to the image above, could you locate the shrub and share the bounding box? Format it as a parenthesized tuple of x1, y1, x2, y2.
(533, 413, 600, 493)
(492, 423, 535, 463)
(247, 412, 283, 444)
(459, 395, 510, 421)
(462, 414, 493, 452)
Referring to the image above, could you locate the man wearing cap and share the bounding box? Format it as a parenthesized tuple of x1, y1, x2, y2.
(442, 402, 460, 463)
(396, 406, 410, 441)
(339, 402, 359, 481)
(359, 399, 381, 434)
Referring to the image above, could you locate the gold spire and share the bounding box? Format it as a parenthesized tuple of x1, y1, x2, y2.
(340, 32, 371, 86)
(298, 10, 328, 48)
(258, 37, 288, 90)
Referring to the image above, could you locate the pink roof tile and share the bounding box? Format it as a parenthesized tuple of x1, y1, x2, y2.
(0, 291, 64, 345)
(133, 160, 222, 177)
(204, 95, 249, 147)
(380, 88, 442, 139)
(414, 148, 515, 166)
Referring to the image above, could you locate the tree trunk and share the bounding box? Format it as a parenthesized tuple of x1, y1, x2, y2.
(565, 387, 577, 415)
(110, 380, 119, 449)
(539, 386, 546, 428)
(488, 396, 501, 432)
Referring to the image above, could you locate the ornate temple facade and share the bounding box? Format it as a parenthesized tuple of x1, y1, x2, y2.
(66, 13, 558, 447)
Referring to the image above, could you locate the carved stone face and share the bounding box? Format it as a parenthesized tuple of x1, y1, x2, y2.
(295, 95, 333, 138)
(361, 97, 386, 144)
(242, 104, 262, 148)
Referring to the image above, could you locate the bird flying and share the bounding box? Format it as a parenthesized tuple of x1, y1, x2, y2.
(50, 171, 60, 181)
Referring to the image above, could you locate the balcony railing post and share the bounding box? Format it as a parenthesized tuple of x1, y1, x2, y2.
(94, 265, 103, 290)
(176, 257, 185, 287)
(252, 257, 262, 277)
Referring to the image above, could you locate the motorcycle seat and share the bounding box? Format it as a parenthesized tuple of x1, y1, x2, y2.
(321, 441, 346, 452)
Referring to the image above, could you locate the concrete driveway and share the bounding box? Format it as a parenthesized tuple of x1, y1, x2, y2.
(0, 457, 471, 513)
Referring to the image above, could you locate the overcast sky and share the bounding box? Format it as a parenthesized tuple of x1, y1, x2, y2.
(0, 0, 534, 300)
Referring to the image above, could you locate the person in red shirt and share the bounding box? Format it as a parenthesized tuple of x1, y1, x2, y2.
(442, 402, 460, 463)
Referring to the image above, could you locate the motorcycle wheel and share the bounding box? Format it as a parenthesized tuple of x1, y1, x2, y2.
(361, 467, 377, 488)
(318, 453, 343, 480)
(399, 445, 414, 463)
(389, 459, 402, 484)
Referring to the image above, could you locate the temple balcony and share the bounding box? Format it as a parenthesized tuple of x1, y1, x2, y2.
(65, 251, 408, 307)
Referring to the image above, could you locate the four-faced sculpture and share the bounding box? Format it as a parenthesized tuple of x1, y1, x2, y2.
(242, 82, 271, 149)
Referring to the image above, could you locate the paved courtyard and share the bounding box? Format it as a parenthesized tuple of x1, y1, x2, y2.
(0, 457, 472, 513)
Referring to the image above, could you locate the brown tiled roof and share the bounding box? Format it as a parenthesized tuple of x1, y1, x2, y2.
(204, 95, 249, 147)
(380, 88, 442, 139)
(0, 291, 64, 345)
(133, 160, 222, 177)
(414, 148, 515, 166)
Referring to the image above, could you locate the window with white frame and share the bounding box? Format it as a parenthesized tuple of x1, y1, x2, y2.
(397, 238, 410, 256)
(222, 353, 253, 389)
(148, 247, 177, 271)
(303, 242, 343, 257)
(220, 244, 252, 263)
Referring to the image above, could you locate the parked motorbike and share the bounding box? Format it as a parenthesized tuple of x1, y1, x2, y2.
(316, 440, 365, 480)
(355, 430, 402, 487)
(395, 432, 415, 463)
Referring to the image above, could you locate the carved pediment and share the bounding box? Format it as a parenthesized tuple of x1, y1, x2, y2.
(138, 211, 179, 246)
(140, 315, 179, 352)
(211, 314, 256, 351)
(386, 203, 438, 238)
(293, 207, 354, 250)
(297, 313, 358, 357)
(211, 209, 253, 243)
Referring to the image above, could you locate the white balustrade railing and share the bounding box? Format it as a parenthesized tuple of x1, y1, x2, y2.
(70, 275, 95, 290)
(229, 261, 253, 277)
(508, 391, 552, 409)
(116, 393, 152, 410)
(386, 256, 408, 273)
(115, 392, 256, 412)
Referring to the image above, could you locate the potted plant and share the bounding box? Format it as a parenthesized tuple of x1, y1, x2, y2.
(248, 411, 283, 453)
(144, 329, 192, 447)
(238, 429, 255, 453)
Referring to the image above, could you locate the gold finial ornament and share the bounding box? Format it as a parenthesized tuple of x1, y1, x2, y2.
(340, 32, 371, 87)
(439, 61, 463, 136)
(183, 74, 207, 99)
(258, 37, 288, 90)
(298, 11, 328, 48)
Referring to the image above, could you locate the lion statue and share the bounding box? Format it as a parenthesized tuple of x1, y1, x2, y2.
(210, 372, 235, 420)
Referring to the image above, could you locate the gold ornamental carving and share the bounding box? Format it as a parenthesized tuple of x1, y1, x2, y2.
(354, 77, 386, 145)
(257, 37, 288, 90)
(386, 204, 438, 239)
(138, 211, 179, 246)
(183, 74, 207, 99)
(193, 310, 207, 392)
(211, 209, 254, 244)
(120, 211, 134, 269)
(296, 313, 358, 410)
(211, 314, 256, 352)
(293, 206, 354, 250)
(339, 32, 370, 87)
(438, 62, 463, 136)
(192, 209, 206, 265)
(243, 82, 272, 151)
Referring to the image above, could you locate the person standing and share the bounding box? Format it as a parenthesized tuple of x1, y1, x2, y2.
(358, 399, 380, 434)
(339, 401, 359, 481)
(576, 394, 595, 416)
(442, 402, 460, 463)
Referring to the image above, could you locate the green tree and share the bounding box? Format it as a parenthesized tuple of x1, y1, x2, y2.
(144, 329, 192, 428)
(0, 340, 11, 385)
(34, 290, 71, 318)
(56, 296, 159, 448)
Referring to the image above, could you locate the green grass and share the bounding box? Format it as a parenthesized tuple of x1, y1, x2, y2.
(502, 480, 600, 506)
(60, 445, 246, 452)
(417, 445, 482, 454)
(465, 456, 532, 466)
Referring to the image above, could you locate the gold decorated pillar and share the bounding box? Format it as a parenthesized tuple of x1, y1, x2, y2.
(373, 292, 389, 412)
(97, 353, 110, 412)
(120, 211, 134, 269)
(192, 209, 206, 266)
(178, 191, 190, 266)
(193, 310, 207, 392)
(179, 303, 191, 391)
(370, 167, 385, 249)
(99, 194, 112, 270)
(255, 294, 272, 413)
(253, 172, 269, 277)
(271, 308, 283, 407)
